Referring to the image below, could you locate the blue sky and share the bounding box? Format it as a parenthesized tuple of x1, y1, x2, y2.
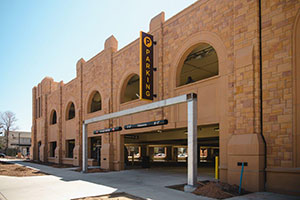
(0, 0, 196, 131)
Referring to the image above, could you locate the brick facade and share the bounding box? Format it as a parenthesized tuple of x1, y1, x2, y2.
(31, 0, 300, 195)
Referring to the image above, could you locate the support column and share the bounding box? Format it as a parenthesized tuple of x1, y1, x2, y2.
(207, 148, 212, 161)
(140, 145, 147, 157)
(173, 147, 178, 162)
(148, 147, 154, 161)
(165, 146, 172, 161)
(82, 123, 88, 172)
(186, 93, 198, 188)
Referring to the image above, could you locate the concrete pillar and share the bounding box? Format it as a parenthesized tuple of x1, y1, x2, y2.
(186, 94, 197, 187)
(173, 147, 178, 162)
(82, 123, 88, 172)
(207, 148, 212, 161)
(166, 146, 172, 161)
(148, 147, 154, 161)
(140, 145, 147, 157)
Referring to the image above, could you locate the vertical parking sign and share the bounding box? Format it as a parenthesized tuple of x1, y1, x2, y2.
(140, 31, 154, 101)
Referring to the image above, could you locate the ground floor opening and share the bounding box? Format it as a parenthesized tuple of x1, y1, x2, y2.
(123, 124, 219, 178)
(88, 136, 102, 166)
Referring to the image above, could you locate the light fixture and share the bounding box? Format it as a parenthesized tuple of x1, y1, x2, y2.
(214, 127, 219, 132)
(185, 46, 214, 62)
(135, 93, 140, 98)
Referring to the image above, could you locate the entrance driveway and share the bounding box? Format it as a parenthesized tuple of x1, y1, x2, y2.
(0, 160, 298, 200)
(0, 160, 214, 200)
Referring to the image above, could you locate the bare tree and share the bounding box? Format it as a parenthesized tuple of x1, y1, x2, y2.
(0, 111, 17, 153)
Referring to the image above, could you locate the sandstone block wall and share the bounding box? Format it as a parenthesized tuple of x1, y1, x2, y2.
(31, 0, 300, 194)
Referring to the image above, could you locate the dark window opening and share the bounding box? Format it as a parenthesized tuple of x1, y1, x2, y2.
(89, 92, 102, 113)
(50, 141, 57, 157)
(179, 43, 218, 86)
(121, 74, 139, 103)
(66, 139, 75, 158)
(36, 97, 42, 118)
(67, 102, 75, 120)
(40, 97, 42, 117)
(50, 110, 57, 125)
(38, 141, 41, 161)
(38, 97, 41, 118)
(36, 99, 38, 118)
(90, 137, 101, 159)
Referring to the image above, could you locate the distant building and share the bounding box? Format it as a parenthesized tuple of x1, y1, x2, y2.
(1, 131, 31, 156)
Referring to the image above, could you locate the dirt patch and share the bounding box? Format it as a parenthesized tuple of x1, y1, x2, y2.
(24, 160, 74, 168)
(73, 168, 109, 173)
(72, 192, 145, 200)
(167, 181, 249, 199)
(0, 161, 48, 177)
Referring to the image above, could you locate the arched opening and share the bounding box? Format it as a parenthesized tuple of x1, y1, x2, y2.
(50, 110, 57, 125)
(121, 74, 140, 103)
(178, 43, 218, 86)
(88, 91, 102, 113)
(66, 102, 75, 120)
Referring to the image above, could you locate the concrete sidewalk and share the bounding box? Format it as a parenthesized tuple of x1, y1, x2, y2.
(0, 160, 298, 200)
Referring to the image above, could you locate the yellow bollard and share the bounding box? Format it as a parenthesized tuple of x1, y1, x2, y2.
(215, 156, 219, 180)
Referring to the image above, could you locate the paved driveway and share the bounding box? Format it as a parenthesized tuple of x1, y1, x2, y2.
(0, 160, 214, 200)
(0, 160, 298, 200)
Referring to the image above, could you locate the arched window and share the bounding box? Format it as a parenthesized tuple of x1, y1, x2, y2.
(50, 110, 57, 125)
(121, 74, 139, 103)
(178, 43, 218, 86)
(66, 102, 75, 120)
(88, 91, 102, 113)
